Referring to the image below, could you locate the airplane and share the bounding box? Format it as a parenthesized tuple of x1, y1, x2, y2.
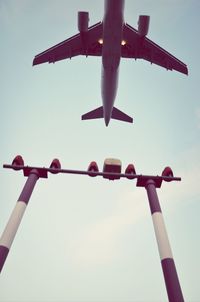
(33, 0, 188, 126)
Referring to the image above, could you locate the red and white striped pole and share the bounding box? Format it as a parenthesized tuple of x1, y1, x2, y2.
(2, 157, 183, 299)
(0, 169, 39, 273)
(145, 179, 184, 302)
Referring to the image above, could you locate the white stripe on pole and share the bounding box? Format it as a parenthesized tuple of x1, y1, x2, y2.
(0, 201, 27, 249)
(152, 212, 173, 260)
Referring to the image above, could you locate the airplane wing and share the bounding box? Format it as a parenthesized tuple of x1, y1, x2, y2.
(33, 22, 103, 66)
(122, 23, 188, 75)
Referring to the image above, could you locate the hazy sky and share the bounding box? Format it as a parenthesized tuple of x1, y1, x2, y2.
(0, 0, 199, 301)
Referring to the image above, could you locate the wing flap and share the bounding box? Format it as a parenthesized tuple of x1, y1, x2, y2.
(122, 23, 188, 75)
(33, 34, 81, 65)
(33, 22, 103, 66)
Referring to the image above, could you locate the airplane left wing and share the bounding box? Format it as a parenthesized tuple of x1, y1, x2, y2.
(122, 23, 188, 75)
(33, 22, 103, 66)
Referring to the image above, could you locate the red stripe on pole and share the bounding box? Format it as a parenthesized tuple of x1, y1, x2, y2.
(161, 258, 184, 301)
(145, 179, 162, 214)
(0, 246, 9, 273)
(17, 170, 39, 204)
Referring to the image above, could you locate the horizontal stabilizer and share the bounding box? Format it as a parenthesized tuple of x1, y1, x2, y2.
(82, 106, 103, 120)
(111, 107, 133, 123)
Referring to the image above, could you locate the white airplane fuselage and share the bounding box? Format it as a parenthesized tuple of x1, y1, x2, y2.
(101, 0, 125, 125)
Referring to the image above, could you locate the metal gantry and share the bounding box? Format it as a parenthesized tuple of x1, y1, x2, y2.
(0, 155, 184, 302)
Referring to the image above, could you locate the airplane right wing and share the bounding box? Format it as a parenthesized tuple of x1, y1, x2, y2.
(122, 23, 188, 75)
(33, 22, 103, 66)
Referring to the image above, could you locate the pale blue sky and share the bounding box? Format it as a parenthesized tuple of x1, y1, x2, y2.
(0, 0, 199, 301)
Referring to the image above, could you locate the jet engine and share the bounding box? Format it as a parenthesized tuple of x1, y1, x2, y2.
(138, 15, 150, 37)
(78, 11, 89, 33)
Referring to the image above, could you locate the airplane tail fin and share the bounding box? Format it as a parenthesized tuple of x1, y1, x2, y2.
(81, 106, 103, 120)
(81, 106, 133, 124)
(111, 107, 133, 123)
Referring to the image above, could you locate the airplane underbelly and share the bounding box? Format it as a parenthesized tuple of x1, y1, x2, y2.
(101, 66, 119, 113)
(103, 52, 120, 70)
(101, 2, 124, 120)
(102, 10, 123, 69)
